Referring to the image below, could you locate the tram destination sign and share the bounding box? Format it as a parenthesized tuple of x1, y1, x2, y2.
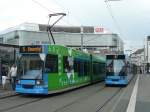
(20, 46, 42, 53)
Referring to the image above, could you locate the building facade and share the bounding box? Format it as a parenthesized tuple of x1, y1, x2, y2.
(0, 23, 124, 55)
(144, 36, 150, 73)
(130, 49, 144, 66)
(130, 48, 144, 73)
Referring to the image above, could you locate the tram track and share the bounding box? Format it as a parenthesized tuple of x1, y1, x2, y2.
(51, 76, 137, 112)
(94, 76, 137, 112)
(0, 81, 127, 112)
(0, 85, 127, 112)
(0, 98, 44, 112)
(52, 86, 122, 112)
(0, 83, 126, 112)
(0, 82, 105, 112)
(0, 93, 19, 100)
(95, 88, 122, 112)
(0, 77, 137, 112)
(52, 84, 107, 112)
(0, 95, 47, 112)
(95, 75, 137, 112)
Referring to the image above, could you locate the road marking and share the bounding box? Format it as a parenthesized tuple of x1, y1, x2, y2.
(126, 75, 139, 112)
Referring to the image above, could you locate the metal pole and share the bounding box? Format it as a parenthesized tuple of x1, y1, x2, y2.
(144, 44, 146, 74)
(147, 37, 149, 73)
(81, 26, 83, 51)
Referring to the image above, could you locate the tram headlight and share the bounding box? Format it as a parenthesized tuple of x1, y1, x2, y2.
(36, 80, 43, 85)
(36, 81, 40, 85)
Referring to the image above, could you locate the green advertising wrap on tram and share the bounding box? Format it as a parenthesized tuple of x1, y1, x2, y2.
(16, 45, 106, 94)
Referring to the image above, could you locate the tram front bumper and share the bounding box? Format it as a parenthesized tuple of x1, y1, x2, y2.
(16, 84, 48, 95)
(105, 79, 128, 85)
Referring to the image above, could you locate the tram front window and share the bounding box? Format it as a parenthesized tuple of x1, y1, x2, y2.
(106, 60, 114, 76)
(106, 59, 126, 76)
(114, 60, 126, 76)
(20, 54, 44, 79)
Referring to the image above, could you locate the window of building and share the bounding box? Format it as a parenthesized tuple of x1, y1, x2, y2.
(0, 37, 3, 43)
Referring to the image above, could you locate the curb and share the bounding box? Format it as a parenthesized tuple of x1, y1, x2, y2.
(0, 91, 18, 99)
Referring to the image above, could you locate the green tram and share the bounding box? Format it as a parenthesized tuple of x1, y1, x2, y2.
(16, 45, 106, 94)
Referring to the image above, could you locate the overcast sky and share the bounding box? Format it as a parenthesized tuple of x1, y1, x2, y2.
(0, 0, 150, 51)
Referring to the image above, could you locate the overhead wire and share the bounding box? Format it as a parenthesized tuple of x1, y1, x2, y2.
(31, 0, 55, 13)
(104, 0, 124, 38)
(51, 0, 93, 48)
(31, 0, 83, 46)
(52, 0, 82, 26)
(31, 0, 111, 47)
(105, 0, 131, 51)
(52, 1, 108, 47)
(31, 0, 81, 26)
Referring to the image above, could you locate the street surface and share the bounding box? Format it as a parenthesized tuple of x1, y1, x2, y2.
(0, 74, 150, 112)
(135, 74, 150, 112)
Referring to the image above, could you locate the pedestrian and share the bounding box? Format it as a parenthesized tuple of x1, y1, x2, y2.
(1, 66, 7, 90)
(9, 64, 17, 90)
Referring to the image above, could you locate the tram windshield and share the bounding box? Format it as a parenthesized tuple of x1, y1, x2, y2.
(106, 59, 127, 76)
(20, 54, 44, 79)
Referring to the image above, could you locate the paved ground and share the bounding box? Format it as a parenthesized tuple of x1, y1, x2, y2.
(1, 74, 150, 112)
(0, 79, 134, 112)
(0, 82, 16, 98)
(135, 74, 150, 112)
(100, 74, 137, 112)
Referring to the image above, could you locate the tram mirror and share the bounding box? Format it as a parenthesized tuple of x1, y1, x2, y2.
(39, 54, 45, 61)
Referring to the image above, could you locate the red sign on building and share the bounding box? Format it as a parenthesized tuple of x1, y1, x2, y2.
(94, 27, 104, 33)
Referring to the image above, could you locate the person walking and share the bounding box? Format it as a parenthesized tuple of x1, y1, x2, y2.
(1, 66, 7, 90)
(9, 64, 17, 90)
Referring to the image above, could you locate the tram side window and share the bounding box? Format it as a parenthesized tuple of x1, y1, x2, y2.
(45, 54, 58, 73)
(78, 61, 84, 76)
(74, 59, 80, 75)
(93, 62, 100, 75)
(63, 56, 74, 73)
(63, 56, 68, 72)
(74, 59, 84, 77)
(74, 59, 78, 72)
(84, 61, 90, 76)
(93, 63, 96, 75)
(99, 63, 106, 74)
(74, 59, 90, 77)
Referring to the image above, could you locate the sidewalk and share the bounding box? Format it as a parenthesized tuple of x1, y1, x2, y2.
(0, 82, 17, 99)
(135, 74, 150, 112)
